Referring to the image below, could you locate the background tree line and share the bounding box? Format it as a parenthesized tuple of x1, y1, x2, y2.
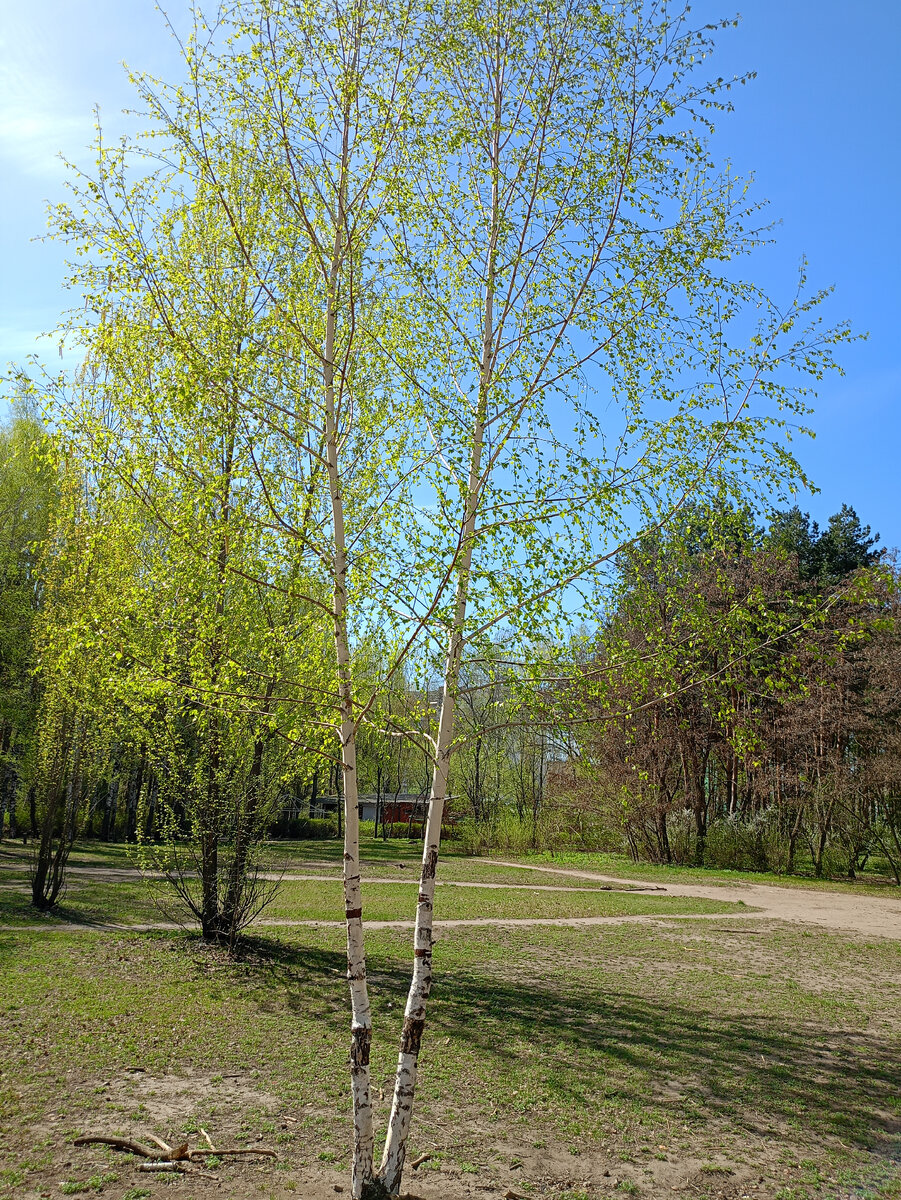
(3, 407, 897, 895)
(554, 504, 901, 882)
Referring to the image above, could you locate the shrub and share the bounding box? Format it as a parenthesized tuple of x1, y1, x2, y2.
(270, 816, 337, 840)
(704, 813, 792, 873)
(456, 803, 611, 856)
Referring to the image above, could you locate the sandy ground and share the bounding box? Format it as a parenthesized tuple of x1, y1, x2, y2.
(5, 859, 900, 1199)
(483, 859, 901, 940)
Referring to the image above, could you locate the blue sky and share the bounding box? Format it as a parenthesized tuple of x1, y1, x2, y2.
(1, 0, 899, 548)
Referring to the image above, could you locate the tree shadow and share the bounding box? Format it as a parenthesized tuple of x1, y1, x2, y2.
(235, 933, 900, 1157)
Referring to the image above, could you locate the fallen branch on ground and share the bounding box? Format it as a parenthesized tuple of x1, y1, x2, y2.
(190, 1148, 277, 1159)
(73, 1137, 156, 1158)
(73, 1134, 277, 1165)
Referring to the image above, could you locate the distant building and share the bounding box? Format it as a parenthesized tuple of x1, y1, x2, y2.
(305, 792, 457, 830)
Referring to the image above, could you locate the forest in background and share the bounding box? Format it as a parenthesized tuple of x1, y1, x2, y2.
(3, 408, 899, 901)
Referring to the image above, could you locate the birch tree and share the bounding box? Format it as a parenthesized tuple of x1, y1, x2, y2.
(29, 0, 852, 1194)
(0, 411, 55, 839)
(26, 462, 125, 909)
(40, 2, 427, 1192)
(372, 1, 850, 1189)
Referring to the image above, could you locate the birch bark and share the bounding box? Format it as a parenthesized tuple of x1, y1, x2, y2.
(377, 55, 503, 1190)
(323, 81, 376, 1196)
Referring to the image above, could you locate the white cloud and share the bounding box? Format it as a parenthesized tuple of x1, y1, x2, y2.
(0, 0, 168, 178)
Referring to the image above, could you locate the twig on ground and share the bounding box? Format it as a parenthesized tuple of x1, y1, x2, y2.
(189, 1148, 277, 1159)
(410, 1152, 432, 1169)
(146, 1135, 174, 1155)
(73, 1133, 277, 1165)
(199, 1128, 217, 1152)
(73, 1137, 158, 1158)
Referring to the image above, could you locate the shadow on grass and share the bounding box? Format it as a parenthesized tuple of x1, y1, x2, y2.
(0, 891, 124, 929)
(236, 934, 901, 1157)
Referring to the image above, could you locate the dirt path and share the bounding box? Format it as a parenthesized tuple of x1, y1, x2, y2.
(0, 909, 766, 934)
(483, 859, 901, 940)
(0, 864, 662, 893)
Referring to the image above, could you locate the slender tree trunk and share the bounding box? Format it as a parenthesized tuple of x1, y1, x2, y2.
(200, 720, 222, 941)
(656, 801, 672, 864)
(787, 802, 804, 876)
(31, 784, 62, 909)
(374, 766, 381, 839)
(0, 725, 10, 840)
(32, 721, 83, 910)
(124, 747, 145, 844)
(377, 632, 461, 1192)
(317, 82, 376, 1193)
(378, 62, 500, 1183)
(680, 740, 709, 866)
(143, 775, 158, 841)
(102, 774, 119, 842)
(221, 728, 267, 939)
(330, 464, 374, 1198)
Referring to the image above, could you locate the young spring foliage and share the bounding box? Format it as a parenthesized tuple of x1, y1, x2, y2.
(23, 0, 853, 1195)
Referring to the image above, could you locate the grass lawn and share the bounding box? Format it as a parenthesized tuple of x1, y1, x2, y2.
(0, 838, 899, 1200)
(519, 849, 901, 896)
(5, 837, 896, 892)
(0, 872, 740, 930)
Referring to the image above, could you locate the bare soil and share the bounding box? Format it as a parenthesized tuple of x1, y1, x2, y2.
(486, 860, 901, 940)
(32, 1065, 812, 1200)
(4, 854, 900, 1200)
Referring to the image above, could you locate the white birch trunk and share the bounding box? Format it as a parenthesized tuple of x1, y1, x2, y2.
(326, 389, 376, 1198)
(322, 90, 376, 1191)
(378, 84, 501, 1185)
(376, 628, 461, 1193)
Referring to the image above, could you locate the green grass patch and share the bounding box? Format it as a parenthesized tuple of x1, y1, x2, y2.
(264, 880, 743, 922)
(518, 848, 901, 895)
(5, 837, 897, 895)
(0, 920, 898, 1198)
(0, 870, 743, 928)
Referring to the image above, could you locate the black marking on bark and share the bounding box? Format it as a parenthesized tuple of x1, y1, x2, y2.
(414, 947, 429, 958)
(421, 847, 438, 879)
(350, 1025, 372, 1068)
(345, 907, 362, 919)
(417, 892, 432, 906)
(360, 1178, 394, 1200)
(400, 1015, 426, 1055)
